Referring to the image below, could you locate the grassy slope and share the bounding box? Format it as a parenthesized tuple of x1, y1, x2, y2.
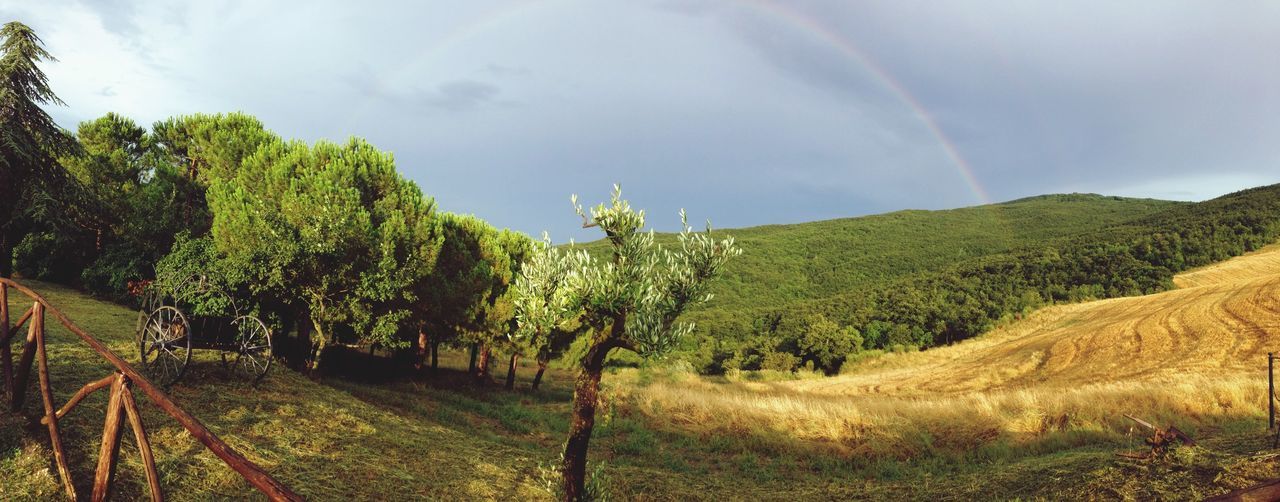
(624, 243, 1280, 499)
(6, 265, 1280, 500)
(575, 194, 1182, 330)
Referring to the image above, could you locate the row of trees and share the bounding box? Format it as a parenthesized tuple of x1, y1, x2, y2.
(0, 21, 743, 501)
(0, 22, 536, 381)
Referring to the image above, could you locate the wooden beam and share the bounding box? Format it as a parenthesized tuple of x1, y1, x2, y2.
(34, 303, 76, 500)
(1123, 414, 1156, 432)
(42, 373, 116, 424)
(91, 374, 126, 502)
(1205, 477, 1280, 501)
(121, 379, 163, 502)
(1, 305, 33, 345)
(10, 308, 36, 411)
(0, 278, 303, 501)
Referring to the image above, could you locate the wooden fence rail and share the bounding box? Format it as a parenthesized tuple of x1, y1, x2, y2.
(0, 278, 302, 501)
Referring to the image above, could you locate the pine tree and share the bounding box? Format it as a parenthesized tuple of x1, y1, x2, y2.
(0, 21, 76, 277)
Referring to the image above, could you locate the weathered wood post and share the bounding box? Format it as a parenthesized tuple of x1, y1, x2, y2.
(12, 304, 39, 411)
(33, 303, 76, 499)
(92, 373, 127, 501)
(1270, 353, 1275, 430)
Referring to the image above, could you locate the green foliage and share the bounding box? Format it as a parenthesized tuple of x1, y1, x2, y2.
(558, 187, 742, 357)
(206, 137, 442, 355)
(513, 234, 578, 361)
(0, 21, 79, 277)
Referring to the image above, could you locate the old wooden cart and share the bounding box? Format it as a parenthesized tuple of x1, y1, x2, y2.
(135, 276, 273, 386)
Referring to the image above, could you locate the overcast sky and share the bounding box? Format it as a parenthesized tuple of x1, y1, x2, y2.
(3, 1, 1278, 241)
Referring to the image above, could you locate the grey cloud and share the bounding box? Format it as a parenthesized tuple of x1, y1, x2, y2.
(423, 80, 501, 111)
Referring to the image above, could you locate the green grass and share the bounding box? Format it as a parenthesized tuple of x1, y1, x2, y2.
(4, 280, 1280, 500)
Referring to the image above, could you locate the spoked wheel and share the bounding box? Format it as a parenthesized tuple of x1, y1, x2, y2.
(221, 315, 272, 383)
(134, 291, 164, 343)
(140, 306, 192, 387)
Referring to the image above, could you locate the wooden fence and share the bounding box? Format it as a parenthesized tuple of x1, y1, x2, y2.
(0, 278, 302, 501)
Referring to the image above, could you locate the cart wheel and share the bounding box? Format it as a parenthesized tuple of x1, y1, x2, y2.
(229, 315, 272, 383)
(140, 306, 192, 387)
(134, 291, 162, 345)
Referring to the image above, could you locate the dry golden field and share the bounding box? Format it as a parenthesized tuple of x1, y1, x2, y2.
(624, 244, 1280, 458)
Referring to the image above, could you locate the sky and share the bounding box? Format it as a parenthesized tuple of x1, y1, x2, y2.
(2, 0, 1278, 241)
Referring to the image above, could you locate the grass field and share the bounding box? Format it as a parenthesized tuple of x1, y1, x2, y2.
(5, 244, 1280, 500)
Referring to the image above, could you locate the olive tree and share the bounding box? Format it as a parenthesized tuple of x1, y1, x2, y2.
(513, 234, 578, 391)
(516, 186, 740, 500)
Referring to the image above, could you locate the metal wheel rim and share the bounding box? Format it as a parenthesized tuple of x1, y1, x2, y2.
(231, 316, 272, 383)
(140, 306, 191, 387)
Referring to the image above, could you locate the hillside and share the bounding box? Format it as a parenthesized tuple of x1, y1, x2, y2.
(795, 242, 1280, 395)
(6, 224, 1280, 499)
(625, 243, 1280, 498)
(580, 194, 1181, 315)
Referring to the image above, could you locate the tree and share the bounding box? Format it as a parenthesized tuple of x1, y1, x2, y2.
(513, 234, 577, 391)
(516, 186, 740, 500)
(416, 213, 502, 373)
(794, 314, 858, 374)
(206, 137, 442, 375)
(0, 21, 77, 277)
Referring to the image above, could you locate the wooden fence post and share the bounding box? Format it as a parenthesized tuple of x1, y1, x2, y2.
(1270, 353, 1275, 431)
(12, 303, 39, 410)
(92, 373, 127, 501)
(120, 377, 163, 501)
(34, 303, 76, 500)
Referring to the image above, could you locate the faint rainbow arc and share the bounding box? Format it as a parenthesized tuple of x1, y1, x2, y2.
(741, 0, 990, 204)
(377, 0, 991, 204)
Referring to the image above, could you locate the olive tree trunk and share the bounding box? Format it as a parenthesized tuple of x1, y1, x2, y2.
(307, 318, 328, 379)
(531, 357, 549, 391)
(561, 319, 624, 501)
(430, 339, 440, 373)
(476, 345, 493, 382)
(504, 353, 519, 390)
(415, 327, 429, 371)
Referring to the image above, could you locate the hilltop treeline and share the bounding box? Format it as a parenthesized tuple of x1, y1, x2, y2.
(690, 184, 1280, 374)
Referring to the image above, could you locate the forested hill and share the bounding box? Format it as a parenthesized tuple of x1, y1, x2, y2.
(588, 194, 1180, 313)
(576, 187, 1280, 374)
(579, 193, 1178, 322)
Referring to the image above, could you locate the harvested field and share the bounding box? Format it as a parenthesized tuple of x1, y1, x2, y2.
(626, 244, 1280, 460)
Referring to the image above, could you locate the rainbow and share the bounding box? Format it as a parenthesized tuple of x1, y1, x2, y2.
(382, 0, 991, 205)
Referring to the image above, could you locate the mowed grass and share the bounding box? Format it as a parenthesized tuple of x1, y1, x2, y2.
(0, 281, 553, 500)
(6, 253, 1280, 500)
(618, 244, 1280, 498)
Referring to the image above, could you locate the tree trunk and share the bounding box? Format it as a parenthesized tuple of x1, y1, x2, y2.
(0, 232, 11, 278)
(430, 339, 440, 374)
(504, 353, 519, 390)
(415, 328, 429, 372)
(294, 316, 313, 371)
(476, 345, 492, 382)
(531, 358, 548, 391)
(468, 343, 478, 374)
(561, 319, 624, 501)
(307, 319, 327, 380)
